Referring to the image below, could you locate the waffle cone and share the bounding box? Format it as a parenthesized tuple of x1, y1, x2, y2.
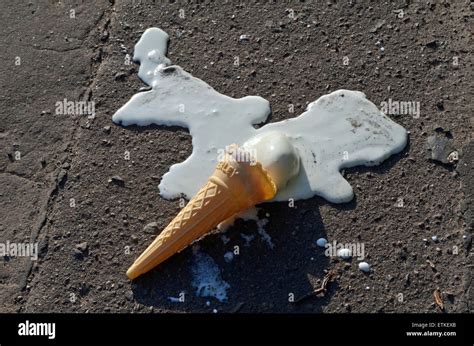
(127, 151, 277, 279)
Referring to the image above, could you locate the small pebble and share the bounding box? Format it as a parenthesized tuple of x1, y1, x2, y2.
(114, 72, 127, 81)
(431, 235, 438, 242)
(75, 242, 88, 252)
(223, 252, 234, 263)
(143, 222, 158, 234)
(109, 175, 125, 185)
(212, 309, 218, 313)
(316, 238, 328, 247)
(239, 34, 250, 41)
(446, 151, 459, 163)
(359, 262, 370, 273)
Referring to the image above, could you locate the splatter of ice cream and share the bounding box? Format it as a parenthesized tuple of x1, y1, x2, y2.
(191, 249, 230, 302)
(113, 27, 407, 204)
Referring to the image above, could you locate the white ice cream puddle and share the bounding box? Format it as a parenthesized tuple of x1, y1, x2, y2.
(113, 27, 408, 205)
(191, 249, 230, 302)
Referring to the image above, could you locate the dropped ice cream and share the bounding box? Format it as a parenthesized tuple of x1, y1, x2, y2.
(117, 28, 408, 279)
(113, 27, 408, 204)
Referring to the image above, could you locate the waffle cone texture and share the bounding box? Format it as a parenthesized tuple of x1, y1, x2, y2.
(127, 155, 276, 280)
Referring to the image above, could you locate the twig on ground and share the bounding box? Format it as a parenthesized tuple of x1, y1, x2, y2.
(433, 288, 444, 311)
(294, 270, 336, 304)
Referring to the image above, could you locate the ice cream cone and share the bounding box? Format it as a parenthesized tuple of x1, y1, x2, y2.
(126, 145, 277, 279)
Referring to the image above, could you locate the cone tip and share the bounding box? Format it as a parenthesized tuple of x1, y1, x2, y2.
(126, 263, 140, 280)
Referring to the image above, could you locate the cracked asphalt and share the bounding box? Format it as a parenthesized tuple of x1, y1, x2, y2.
(0, 0, 472, 313)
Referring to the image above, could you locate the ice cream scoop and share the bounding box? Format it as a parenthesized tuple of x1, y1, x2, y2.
(243, 131, 300, 190)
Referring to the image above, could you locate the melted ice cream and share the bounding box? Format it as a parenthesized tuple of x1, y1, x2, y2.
(133, 27, 171, 85)
(191, 249, 230, 302)
(243, 131, 300, 191)
(113, 28, 407, 203)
